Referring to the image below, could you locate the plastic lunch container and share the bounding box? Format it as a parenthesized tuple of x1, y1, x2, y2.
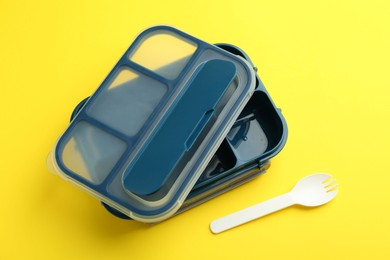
(47, 26, 287, 223)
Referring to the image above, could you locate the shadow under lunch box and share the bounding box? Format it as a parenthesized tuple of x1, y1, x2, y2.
(47, 26, 287, 223)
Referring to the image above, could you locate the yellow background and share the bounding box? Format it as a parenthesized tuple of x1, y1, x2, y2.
(1, 0, 389, 259)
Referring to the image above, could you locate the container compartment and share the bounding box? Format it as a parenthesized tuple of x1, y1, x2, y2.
(192, 88, 286, 191)
(227, 90, 284, 162)
(197, 140, 237, 182)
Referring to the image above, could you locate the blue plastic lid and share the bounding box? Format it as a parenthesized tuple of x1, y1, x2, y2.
(48, 26, 255, 222)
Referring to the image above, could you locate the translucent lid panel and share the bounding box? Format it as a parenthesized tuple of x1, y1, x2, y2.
(87, 69, 168, 136)
(128, 30, 197, 80)
(60, 121, 127, 184)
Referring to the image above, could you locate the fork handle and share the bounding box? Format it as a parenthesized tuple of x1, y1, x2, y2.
(210, 193, 294, 234)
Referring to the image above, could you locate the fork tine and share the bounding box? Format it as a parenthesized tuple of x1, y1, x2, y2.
(323, 179, 336, 188)
(327, 189, 339, 196)
(325, 183, 339, 192)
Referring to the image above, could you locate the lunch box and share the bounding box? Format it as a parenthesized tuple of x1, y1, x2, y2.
(47, 26, 287, 223)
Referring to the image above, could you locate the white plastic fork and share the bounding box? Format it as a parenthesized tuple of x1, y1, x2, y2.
(210, 173, 338, 234)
